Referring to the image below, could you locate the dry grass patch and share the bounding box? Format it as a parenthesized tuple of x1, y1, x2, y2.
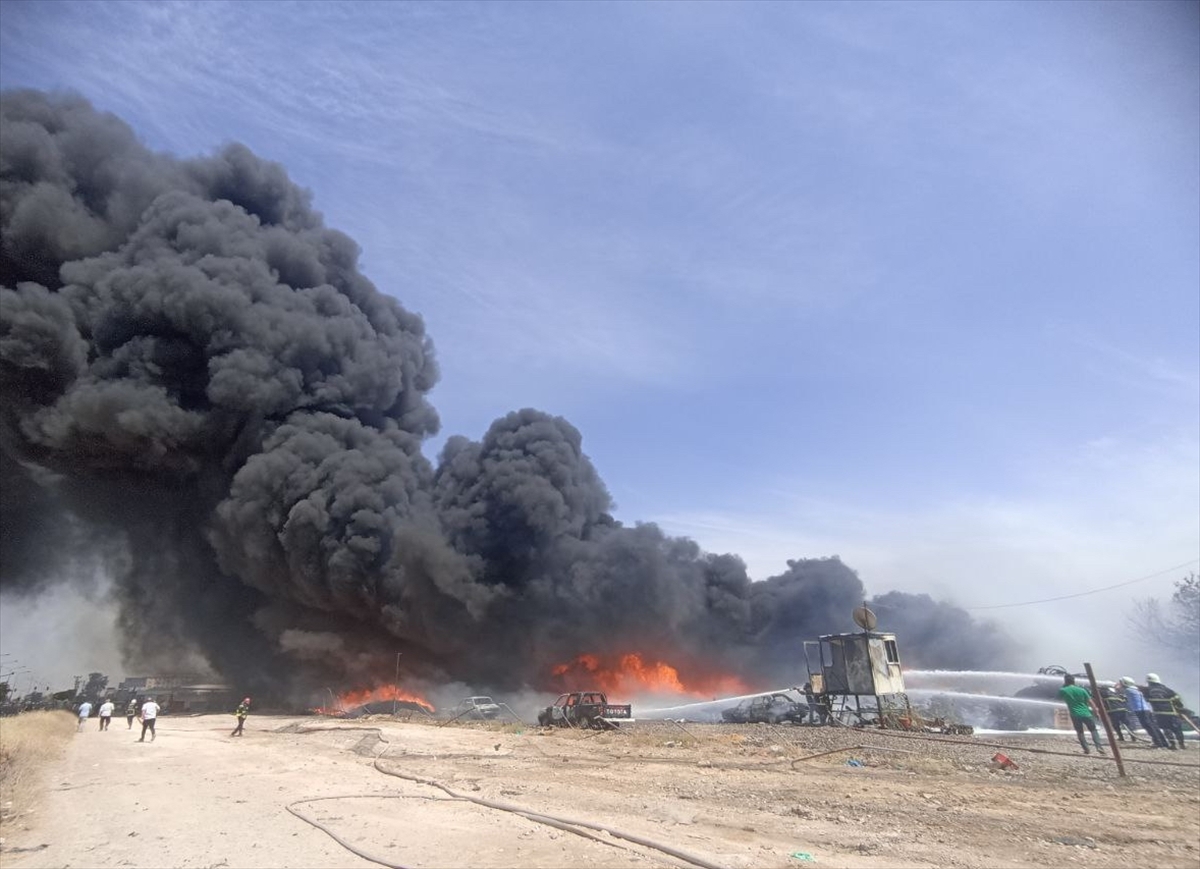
(0, 711, 76, 827)
(880, 752, 962, 775)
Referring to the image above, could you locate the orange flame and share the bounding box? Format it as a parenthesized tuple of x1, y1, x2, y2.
(551, 653, 749, 698)
(314, 684, 435, 716)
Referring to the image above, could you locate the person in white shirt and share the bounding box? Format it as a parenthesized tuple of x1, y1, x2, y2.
(98, 699, 115, 731)
(76, 700, 93, 732)
(138, 697, 160, 742)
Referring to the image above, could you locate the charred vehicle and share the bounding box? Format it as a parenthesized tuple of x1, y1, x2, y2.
(449, 696, 501, 720)
(537, 691, 632, 729)
(1013, 665, 1087, 702)
(722, 692, 809, 725)
(752, 692, 809, 724)
(721, 698, 754, 723)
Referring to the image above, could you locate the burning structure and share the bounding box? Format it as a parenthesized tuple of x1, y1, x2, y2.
(0, 90, 1017, 707)
(805, 605, 908, 726)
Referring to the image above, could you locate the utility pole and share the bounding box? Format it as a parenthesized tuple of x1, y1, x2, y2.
(393, 652, 402, 716)
(1083, 662, 1126, 778)
(2, 668, 29, 701)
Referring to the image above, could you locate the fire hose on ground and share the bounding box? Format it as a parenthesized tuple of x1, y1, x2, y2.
(823, 714, 1199, 768)
(371, 742, 725, 869)
(284, 790, 657, 869)
(283, 725, 725, 869)
(282, 716, 1198, 868)
(285, 795, 419, 869)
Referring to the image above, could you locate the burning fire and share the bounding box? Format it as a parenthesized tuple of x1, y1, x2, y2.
(313, 685, 435, 716)
(552, 653, 749, 698)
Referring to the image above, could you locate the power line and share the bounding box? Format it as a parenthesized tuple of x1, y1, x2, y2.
(966, 559, 1199, 611)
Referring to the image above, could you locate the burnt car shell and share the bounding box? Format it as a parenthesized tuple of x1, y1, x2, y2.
(750, 692, 808, 724)
(724, 693, 809, 724)
(452, 696, 501, 719)
(721, 699, 754, 723)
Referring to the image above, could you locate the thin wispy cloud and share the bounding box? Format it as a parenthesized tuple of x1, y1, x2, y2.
(656, 432, 1198, 605)
(1060, 331, 1200, 399)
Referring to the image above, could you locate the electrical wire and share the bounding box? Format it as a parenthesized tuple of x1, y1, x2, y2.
(965, 558, 1199, 610)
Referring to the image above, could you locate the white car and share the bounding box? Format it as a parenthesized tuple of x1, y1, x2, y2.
(452, 696, 501, 720)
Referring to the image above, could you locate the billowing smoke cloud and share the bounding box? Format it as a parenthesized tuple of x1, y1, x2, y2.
(0, 90, 1014, 701)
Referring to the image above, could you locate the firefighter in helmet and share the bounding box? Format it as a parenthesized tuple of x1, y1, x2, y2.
(231, 697, 251, 737)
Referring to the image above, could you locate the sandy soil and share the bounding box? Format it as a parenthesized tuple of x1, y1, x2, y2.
(1, 714, 1197, 869)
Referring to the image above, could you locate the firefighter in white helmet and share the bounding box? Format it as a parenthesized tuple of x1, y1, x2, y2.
(1144, 675, 1186, 750)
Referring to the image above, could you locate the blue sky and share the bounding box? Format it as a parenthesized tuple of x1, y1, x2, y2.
(1, 0, 1197, 687)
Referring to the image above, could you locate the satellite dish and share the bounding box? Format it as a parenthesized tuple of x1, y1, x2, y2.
(852, 605, 877, 632)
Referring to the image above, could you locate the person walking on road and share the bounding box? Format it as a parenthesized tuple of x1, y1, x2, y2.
(98, 698, 114, 731)
(1058, 674, 1105, 755)
(1145, 674, 1188, 750)
(1121, 677, 1168, 748)
(137, 696, 160, 742)
(230, 697, 251, 737)
(125, 697, 139, 729)
(76, 699, 93, 732)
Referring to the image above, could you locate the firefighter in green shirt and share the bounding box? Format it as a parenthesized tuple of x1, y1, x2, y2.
(1059, 674, 1106, 755)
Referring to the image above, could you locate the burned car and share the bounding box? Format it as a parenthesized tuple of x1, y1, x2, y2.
(537, 691, 632, 729)
(450, 696, 502, 720)
(721, 698, 755, 723)
(755, 692, 809, 724)
(723, 692, 809, 725)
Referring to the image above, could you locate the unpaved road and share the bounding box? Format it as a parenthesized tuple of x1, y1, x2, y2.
(2, 714, 1198, 868)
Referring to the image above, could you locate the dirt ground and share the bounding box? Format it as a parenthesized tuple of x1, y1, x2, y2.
(1, 713, 1197, 869)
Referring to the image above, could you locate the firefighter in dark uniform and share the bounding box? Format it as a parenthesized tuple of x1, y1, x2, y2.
(1099, 683, 1137, 742)
(802, 682, 831, 726)
(1144, 675, 1186, 750)
(801, 683, 818, 724)
(230, 697, 251, 737)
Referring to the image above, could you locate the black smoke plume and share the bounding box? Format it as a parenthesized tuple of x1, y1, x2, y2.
(0, 91, 1014, 700)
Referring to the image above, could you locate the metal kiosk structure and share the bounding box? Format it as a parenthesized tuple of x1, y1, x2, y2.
(803, 605, 911, 727)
